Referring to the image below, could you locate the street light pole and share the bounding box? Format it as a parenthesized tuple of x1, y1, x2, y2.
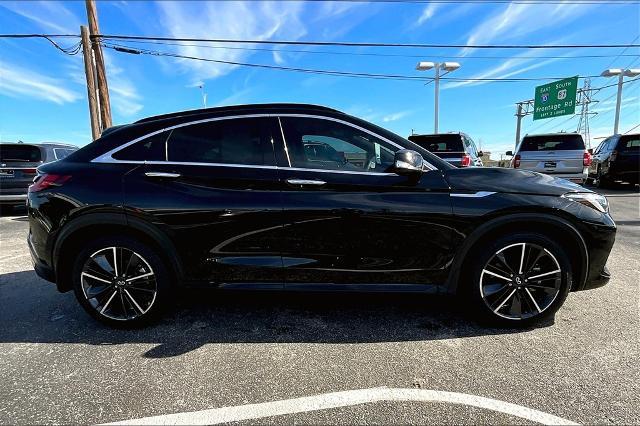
(614, 73, 624, 135)
(416, 61, 460, 134)
(434, 64, 440, 134)
(601, 68, 640, 135)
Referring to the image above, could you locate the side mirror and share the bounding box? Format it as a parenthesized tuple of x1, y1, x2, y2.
(506, 150, 513, 156)
(394, 149, 424, 177)
(588, 148, 594, 155)
(478, 151, 484, 157)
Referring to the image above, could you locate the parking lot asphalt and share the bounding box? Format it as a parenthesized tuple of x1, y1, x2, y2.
(0, 185, 638, 424)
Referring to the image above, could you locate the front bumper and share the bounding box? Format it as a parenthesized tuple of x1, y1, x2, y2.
(577, 221, 616, 291)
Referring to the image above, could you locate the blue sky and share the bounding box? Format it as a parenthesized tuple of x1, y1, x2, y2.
(0, 1, 638, 157)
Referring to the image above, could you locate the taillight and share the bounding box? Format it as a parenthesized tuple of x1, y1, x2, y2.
(513, 154, 521, 168)
(461, 154, 471, 167)
(28, 174, 71, 192)
(583, 151, 592, 167)
(610, 150, 618, 162)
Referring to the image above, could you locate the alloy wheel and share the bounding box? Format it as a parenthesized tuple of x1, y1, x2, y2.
(80, 246, 157, 321)
(479, 242, 562, 320)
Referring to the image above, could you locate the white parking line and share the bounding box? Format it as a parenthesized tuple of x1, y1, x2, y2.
(104, 387, 579, 425)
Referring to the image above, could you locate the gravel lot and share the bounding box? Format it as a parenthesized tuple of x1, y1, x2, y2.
(0, 185, 638, 424)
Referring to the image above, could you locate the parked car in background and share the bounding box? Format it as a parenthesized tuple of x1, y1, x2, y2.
(588, 134, 640, 187)
(408, 132, 483, 167)
(27, 104, 615, 328)
(507, 133, 591, 184)
(0, 142, 77, 212)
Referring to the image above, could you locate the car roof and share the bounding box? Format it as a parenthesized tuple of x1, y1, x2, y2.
(0, 142, 77, 148)
(134, 103, 340, 124)
(523, 132, 581, 137)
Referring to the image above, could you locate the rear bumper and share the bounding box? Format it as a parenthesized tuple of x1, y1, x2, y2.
(28, 232, 56, 283)
(0, 194, 27, 204)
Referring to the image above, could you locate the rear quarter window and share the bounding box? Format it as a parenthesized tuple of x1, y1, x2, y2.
(519, 135, 585, 151)
(53, 148, 76, 160)
(0, 144, 43, 162)
(618, 135, 640, 151)
(113, 131, 170, 161)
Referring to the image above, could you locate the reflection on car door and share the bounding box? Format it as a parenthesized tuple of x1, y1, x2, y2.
(274, 115, 454, 291)
(120, 116, 284, 288)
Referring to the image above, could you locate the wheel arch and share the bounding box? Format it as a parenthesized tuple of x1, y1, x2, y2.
(445, 213, 589, 295)
(53, 212, 183, 292)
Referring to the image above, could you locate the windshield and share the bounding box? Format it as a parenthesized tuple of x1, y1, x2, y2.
(0, 144, 42, 162)
(519, 134, 585, 151)
(408, 134, 464, 153)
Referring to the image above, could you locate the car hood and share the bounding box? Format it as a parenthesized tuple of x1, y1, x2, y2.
(443, 167, 589, 196)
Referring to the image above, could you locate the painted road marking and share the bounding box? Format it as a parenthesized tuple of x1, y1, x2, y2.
(104, 387, 579, 425)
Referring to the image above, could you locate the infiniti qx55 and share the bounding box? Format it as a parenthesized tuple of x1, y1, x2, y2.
(27, 104, 616, 327)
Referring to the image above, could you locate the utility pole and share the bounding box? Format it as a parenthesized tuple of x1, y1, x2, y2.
(86, 0, 112, 130)
(433, 65, 440, 134)
(81, 26, 100, 140)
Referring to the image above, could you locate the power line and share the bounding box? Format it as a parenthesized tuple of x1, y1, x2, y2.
(624, 123, 640, 134)
(96, 34, 640, 50)
(103, 42, 606, 83)
(104, 38, 640, 60)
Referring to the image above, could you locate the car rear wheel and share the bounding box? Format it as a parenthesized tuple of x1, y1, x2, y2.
(72, 236, 171, 327)
(595, 167, 611, 188)
(466, 233, 572, 327)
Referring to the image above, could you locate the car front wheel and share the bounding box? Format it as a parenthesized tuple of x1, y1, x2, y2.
(72, 236, 171, 327)
(467, 233, 572, 327)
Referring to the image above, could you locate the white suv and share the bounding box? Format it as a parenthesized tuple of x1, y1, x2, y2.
(507, 133, 591, 184)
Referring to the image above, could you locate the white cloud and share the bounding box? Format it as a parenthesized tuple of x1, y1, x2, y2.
(0, 1, 81, 34)
(103, 52, 143, 117)
(442, 53, 573, 90)
(155, 1, 307, 84)
(415, 3, 442, 27)
(382, 110, 413, 122)
(0, 60, 81, 104)
(460, 2, 595, 56)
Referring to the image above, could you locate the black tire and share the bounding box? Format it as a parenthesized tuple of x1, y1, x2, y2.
(71, 236, 172, 327)
(464, 232, 572, 327)
(595, 167, 611, 189)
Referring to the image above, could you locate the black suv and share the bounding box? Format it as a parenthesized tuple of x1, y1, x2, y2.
(0, 142, 76, 211)
(408, 132, 483, 167)
(588, 133, 640, 187)
(28, 104, 615, 327)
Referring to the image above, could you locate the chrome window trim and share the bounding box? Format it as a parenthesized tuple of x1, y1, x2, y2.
(450, 191, 496, 198)
(91, 112, 437, 174)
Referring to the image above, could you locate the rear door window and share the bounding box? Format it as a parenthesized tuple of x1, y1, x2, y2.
(0, 144, 42, 162)
(519, 134, 585, 151)
(408, 134, 464, 153)
(167, 118, 274, 166)
(617, 135, 640, 151)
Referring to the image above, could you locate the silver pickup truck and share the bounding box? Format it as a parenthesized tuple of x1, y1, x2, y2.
(507, 133, 591, 184)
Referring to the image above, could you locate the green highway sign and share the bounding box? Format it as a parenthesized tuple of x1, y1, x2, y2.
(533, 76, 578, 120)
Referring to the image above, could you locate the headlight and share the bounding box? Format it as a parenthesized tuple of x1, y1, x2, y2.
(563, 192, 609, 213)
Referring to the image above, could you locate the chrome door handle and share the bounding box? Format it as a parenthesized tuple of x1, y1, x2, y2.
(286, 178, 326, 186)
(145, 172, 181, 179)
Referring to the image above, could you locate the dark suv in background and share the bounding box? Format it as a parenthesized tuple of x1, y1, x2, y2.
(408, 132, 483, 167)
(588, 133, 640, 187)
(1, 142, 77, 212)
(27, 104, 615, 327)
